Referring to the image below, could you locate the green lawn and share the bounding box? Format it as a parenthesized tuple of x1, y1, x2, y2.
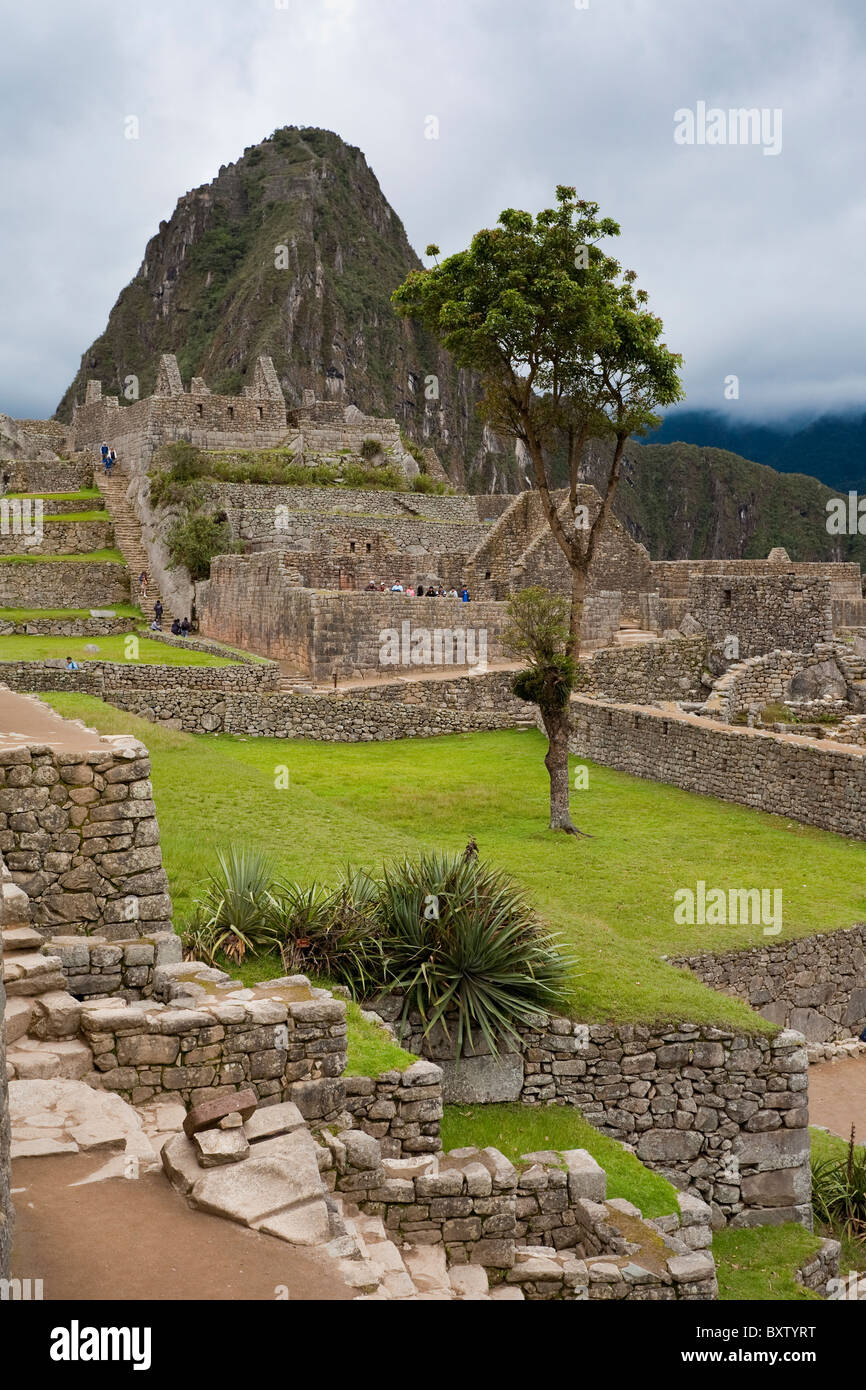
(5, 489, 102, 504)
(0, 604, 142, 621)
(0, 549, 124, 564)
(713, 1225, 824, 1301)
(36, 701, 866, 1028)
(1, 635, 237, 666)
(42, 511, 111, 524)
(441, 1101, 679, 1218)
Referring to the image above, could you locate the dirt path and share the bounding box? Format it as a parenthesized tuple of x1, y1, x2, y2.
(10, 1153, 356, 1302)
(0, 687, 107, 752)
(809, 1056, 866, 1140)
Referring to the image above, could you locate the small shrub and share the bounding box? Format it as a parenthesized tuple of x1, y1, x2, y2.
(166, 512, 237, 580)
(377, 851, 573, 1058)
(360, 437, 382, 459)
(181, 847, 281, 965)
(411, 474, 448, 495)
(812, 1127, 866, 1240)
(760, 702, 795, 724)
(273, 868, 384, 997)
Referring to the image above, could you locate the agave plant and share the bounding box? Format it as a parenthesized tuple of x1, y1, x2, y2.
(182, 846, 281, 965)
(812, 1127, 866, 1241)
(271, 867, 384, 997)
(377, 851, 573, 1058)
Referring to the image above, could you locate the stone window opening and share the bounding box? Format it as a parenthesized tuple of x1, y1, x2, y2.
(257, 406, 263, 420)
(722, 588, 732, 608)
(196, 403, 203, 417)
(366, 542, 371, 553)
(227, 406, 234, 420)
(485, 570, 491, 579)
(349, 541, 356, 553)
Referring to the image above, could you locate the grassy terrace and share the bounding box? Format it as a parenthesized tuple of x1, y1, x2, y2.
(1, 635, 238, 666)
(0, 548, 124, 564)
(5, 489, 101, 501)
(36, 704, 866, 1029)
(0, 605, 143, 621)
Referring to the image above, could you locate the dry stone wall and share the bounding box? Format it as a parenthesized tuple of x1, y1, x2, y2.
(517, 1019, 811, 1228)
(669, 925, 866, 1042)
(1, 460, 92, 492)
(80, 990, 348, 1109)
(0, 519, 113, 556)
(343, 1060, 444, 1157)
(0, 739, 172, 939)
(0, 615, 132, 637)
(201, 483, 483, 523)
(575, 636, 706, 702)
(684, 575, 833, 658)
(0, 561, 129, 609)
(569, 694, 866, 838)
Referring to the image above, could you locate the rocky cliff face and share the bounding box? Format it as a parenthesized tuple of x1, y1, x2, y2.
(55, 127, 505, 486)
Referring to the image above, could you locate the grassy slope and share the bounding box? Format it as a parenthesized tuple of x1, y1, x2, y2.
(0, 605, 142, 621)
(38, 699, 866, 1029)
(441, 1102, 679, 1218)
(0, 549, 124, 565)
(1, 635, 236, 666)
(713, 1225, 823, 1301)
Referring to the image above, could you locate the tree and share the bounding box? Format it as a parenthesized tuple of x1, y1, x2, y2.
(393, 187, 683, 834)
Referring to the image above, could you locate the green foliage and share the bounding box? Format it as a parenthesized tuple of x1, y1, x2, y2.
(376, 850, 573, 1057)
(411, 474, 449, 495)
(812, 1129, 866, 1240)
(272, 870, 384, 998)
(504, 587, 576, 713)
(360, 437, 382, 459)
(344, 1000, 418, 1076)
(165, 512, 237, 581)
(181, 846, 281, 964)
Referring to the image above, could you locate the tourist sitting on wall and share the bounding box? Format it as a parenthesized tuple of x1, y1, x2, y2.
(391, 580, 403, 592)
(378, 582, 386, 592)
(448, 587, 459, 598)
(181, 617, 191, 636)
(170, 618, 182, 636)
(416, 585, 425, 596)
(366, 580, 376, 590)
(405, 585, 415, 596)
(461, 586, 470, 602)
(65, 656, 79, 671)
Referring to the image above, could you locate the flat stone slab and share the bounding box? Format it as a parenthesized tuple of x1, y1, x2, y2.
(9, 1077, 147, 1163)
(244, 1102, 305, 1143)
(183, 1087, 257, 1138)
(190, 1141, 324, 1229)
(194, 1129, 250, 1167)
(439, 1053, 524, 1105)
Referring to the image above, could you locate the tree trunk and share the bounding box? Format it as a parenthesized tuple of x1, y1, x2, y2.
(540, 703, 587, 836)
(568, 563, 587, 662)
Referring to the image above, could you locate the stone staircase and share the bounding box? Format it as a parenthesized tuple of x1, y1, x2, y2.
(2, 878, 93, 1082)
(93, 468, 178, 627)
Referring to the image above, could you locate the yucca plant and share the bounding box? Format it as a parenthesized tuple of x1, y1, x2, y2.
(182, 846, 281, 964)
(377, 851, 573, 1058)
(272, 868, 384, 997)
(812, 1126, 866, 1241)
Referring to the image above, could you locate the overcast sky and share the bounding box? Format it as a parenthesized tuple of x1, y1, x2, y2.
(1, 0, 864, 422)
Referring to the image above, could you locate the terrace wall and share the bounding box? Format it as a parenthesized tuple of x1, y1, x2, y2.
(0, 519, 113, 557)
(0, 561, 129, 609)
(568, 694, 866, 838)
(684, 575, 834, 658)
(669, 925, 866, 1042)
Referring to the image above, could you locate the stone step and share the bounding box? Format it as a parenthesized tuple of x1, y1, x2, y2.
(1, 925, 44, 952)
(28, 990, 83, 1040)
(4, 996, 34, 1043)
(3, 952, 66, 997)
(6, 1037, 93, 1080)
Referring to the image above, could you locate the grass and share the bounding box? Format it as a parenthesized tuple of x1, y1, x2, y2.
(0, 635, 237, 666)
(42, 511, 111, 524)
(713, 1225, 824, 1301)
(35, 702, 866, 1029)
(344, 1001, 418, 1077)
(441, 1102, 679, 1218)
(0, 548, 124, 565)
(0, 604, 143, 621)
(4, 489, 101, 502)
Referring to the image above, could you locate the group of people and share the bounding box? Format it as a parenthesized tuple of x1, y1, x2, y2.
(365, 579, 471, 601)
(99, 442, 117, 474)
(148, 598, 192, 636)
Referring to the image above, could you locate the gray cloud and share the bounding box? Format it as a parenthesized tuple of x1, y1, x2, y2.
(1, 0, 863, 421)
